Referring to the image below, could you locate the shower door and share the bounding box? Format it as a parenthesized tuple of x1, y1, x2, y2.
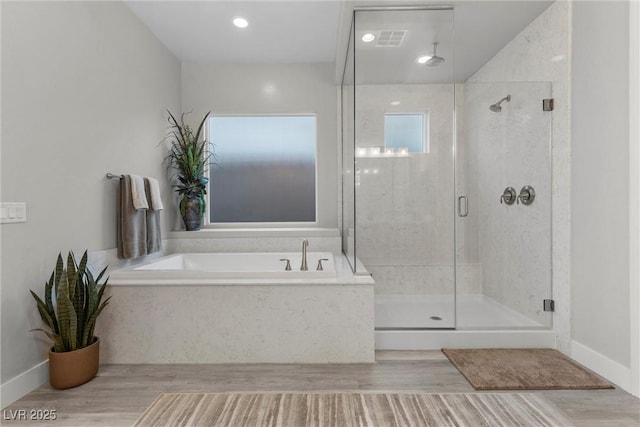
(351, 9, 457, 329)
(456, 82, 553, 330)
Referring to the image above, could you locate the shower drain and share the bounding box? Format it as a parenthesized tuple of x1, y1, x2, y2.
(430, 316, 442, 321)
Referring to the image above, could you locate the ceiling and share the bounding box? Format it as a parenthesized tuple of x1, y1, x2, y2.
(124, 1, 342, 63)
(124, 0, 554, 83)
(352, 8, 456, 84)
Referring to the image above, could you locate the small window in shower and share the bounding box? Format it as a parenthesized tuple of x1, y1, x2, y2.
(384, 113, 427, 153)
(208, 115, 317, 223)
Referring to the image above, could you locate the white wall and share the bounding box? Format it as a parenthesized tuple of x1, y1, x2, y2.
(571, 1, 630, 370)
(630, 0, 640, 399)
(0, 0, 180, 400)
(468, 1, 571, 352)
(181, 63, 338, 229)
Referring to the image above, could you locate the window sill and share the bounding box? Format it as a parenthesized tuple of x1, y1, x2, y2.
(168, 227, 340, 239)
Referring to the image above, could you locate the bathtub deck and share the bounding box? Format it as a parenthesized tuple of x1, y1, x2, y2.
(100, 252, 375, 364)
(3, 352, 638, 426)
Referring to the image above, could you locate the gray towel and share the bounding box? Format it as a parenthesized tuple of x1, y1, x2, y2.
(144, 177, 162, 254)
(117, 175, 148, 259)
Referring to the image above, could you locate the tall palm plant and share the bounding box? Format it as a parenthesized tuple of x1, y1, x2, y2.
(164, 110, 213, 229)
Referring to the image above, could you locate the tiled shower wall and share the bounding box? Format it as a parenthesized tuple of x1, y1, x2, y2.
(354, 83, 482, 296)
(354, 80, 553, 325)
(462, 82, 553, 326)
(353, 2, 568, 335)
(467, 1, 570, 345)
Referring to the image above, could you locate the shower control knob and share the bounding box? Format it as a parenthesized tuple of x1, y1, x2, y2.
(500, 187, 517, 205)
(517, 186, 535, 205)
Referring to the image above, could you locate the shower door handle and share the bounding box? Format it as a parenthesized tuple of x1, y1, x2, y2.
(458, 196, 469, 217)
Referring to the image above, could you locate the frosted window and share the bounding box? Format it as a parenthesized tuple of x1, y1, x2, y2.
(209, 116, 316, 223)
(384, 114, 426, 153)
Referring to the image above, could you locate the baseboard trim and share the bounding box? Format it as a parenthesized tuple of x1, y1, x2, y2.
(1, 360, 48, 409)
(571, 340, 632, 392)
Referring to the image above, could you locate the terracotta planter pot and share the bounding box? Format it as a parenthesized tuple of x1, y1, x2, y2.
(48, 338, 100, 390)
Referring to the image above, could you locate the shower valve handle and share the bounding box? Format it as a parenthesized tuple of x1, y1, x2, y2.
(500, 187, 517, 205)
(517, 186, 535, 205)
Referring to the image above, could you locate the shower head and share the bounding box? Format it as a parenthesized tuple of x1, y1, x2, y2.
(489, 95, 511, 112)
(424, 42, 445, 67)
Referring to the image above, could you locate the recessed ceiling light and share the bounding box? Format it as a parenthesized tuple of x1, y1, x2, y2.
(390, 101, 400, 106)
(361, 33, 375, 43)
(417, 55, 432, 64)
(263, 83, 277, 95)
(233, 17, 248, 28)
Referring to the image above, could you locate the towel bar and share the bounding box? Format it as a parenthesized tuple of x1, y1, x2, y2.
(106, 173, 124, 179)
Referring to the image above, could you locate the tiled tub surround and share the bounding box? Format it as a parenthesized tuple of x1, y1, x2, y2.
(96, 250, 375, 364)
(165, 231, 342, 255)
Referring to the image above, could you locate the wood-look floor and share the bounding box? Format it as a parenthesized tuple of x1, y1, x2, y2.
(2, 351, 639, 426)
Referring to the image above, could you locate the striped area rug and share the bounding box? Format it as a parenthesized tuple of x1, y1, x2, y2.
(133, 392, 573, 426)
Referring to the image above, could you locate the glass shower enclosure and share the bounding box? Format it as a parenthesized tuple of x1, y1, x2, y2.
(341, 7, 553, 332)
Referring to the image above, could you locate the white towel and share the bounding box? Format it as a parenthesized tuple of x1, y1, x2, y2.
(129, 174, 149, 210)
(145, 177, 164, 210)
(144, 178, 162, 254)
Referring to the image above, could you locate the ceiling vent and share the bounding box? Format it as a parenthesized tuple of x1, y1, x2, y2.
(375, 30, 407, 47)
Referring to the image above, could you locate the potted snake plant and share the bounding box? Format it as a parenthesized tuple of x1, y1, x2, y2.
(30, 251, 110, 389)
(165, 110, 213, 231)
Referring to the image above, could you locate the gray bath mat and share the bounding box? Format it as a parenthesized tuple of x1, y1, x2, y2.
(442, 348, 614, 390)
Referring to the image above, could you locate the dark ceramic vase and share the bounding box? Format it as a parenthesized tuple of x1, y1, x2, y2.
(182, 196, 203, 231)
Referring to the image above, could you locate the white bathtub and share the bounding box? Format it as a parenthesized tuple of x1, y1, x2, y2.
(99, 251, 375, 363)
(110, 252, 340, 285)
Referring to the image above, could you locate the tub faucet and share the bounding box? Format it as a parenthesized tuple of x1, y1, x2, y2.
(300, 239, 309, 271)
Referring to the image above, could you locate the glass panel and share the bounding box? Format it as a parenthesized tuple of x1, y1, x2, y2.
(341, 16, 356, 271)
(353, 9, 456, 329)
(209, 116, 316, 223)
(456, 82, 552, 329)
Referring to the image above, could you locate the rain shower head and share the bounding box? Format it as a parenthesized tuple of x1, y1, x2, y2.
(424, 42, 445, 67)
(489, 95, 511, 112)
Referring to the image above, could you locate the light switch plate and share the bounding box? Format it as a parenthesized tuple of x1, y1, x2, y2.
(1, 202, 27, 223)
